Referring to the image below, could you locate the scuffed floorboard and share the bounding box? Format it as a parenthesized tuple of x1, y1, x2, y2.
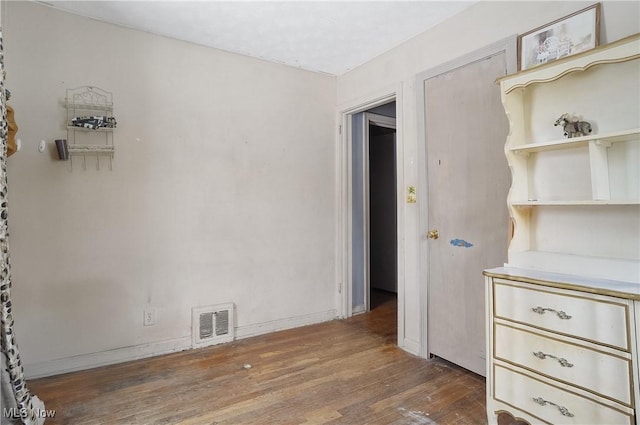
(29, 291, 519, 424)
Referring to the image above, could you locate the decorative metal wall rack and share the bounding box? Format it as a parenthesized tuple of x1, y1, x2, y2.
(65, 86, 115, 170)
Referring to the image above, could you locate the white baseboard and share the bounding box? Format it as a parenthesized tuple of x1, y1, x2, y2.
(401, 337, 420, 356)
(351, 305, 366, 315)
(24, 336, 192, 379)
(236, 309, 337, 339)
(24, 309, 338, 379)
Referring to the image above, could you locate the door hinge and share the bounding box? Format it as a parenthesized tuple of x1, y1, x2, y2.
(339, 124, 342, 135)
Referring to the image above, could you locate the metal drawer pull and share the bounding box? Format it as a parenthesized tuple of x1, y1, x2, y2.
(532, 397, 574, 417)
(532, 306, 572, 319)
(532, 351, 574, 367)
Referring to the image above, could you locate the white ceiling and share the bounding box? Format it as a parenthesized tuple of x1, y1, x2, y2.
(39, 1, 476, 75)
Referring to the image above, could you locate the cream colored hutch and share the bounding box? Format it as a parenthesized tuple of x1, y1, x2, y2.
(484, 34, 640, 424)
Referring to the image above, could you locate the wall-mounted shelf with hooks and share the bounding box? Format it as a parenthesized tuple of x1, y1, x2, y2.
(65, 86, 116, 170)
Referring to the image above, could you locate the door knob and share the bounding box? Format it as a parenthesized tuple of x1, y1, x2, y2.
(427, 229, 439, 239)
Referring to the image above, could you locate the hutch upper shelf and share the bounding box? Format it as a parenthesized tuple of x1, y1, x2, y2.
(498, 33, 640, 282)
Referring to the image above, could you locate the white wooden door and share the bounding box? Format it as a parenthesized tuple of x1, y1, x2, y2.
(425, 52, 510, 376)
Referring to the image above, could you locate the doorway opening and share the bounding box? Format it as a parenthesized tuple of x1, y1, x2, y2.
(351, 104, 397, 319)
(368, 120, 397, 312)
(338, 92, 405, 348)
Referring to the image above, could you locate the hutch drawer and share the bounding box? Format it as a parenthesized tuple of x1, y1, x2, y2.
(493, 279, 630, 351)
(494, 365, 634, 425)
(494, 322, 633, 405)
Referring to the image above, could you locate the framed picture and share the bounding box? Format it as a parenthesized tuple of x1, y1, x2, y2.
(518, 3, 601, 71)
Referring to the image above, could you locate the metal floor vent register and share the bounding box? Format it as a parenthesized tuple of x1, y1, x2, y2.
(192, 303, 235, 348)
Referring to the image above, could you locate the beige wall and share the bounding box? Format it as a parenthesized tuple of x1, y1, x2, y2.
(336, 1, 640, 353)
(4, 0, 639, 377)
(4, 1, 337, 376)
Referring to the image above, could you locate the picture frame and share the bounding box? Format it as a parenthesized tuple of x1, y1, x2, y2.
(518, 3, 601, 71)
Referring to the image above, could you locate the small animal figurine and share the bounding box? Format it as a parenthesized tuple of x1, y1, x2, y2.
(554, 113, 592, 138)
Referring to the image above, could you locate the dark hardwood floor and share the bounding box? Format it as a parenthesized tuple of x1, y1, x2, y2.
(27, 290, 518, 424)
